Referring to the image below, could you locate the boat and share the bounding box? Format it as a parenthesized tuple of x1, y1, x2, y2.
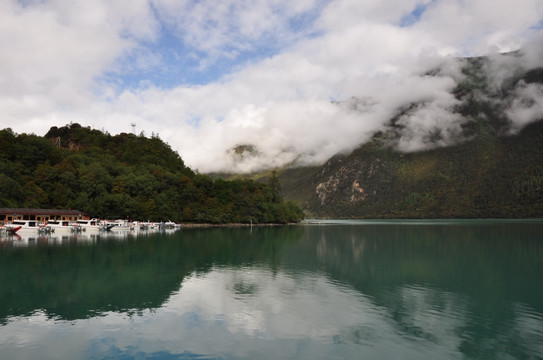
(131, 221, 152, 231)
(140, 221, 161, 230)
(46, 220, 82, 233)
(8, 220, 51, 234)
(164, 221, 179, 229)
(104, 219, 133, 231)
(0, 225, 22, 236)
(76, 218, 113, 232)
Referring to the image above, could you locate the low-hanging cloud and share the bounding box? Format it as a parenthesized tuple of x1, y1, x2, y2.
(1, 0, 543, 173)
(506, 82, 543, 132)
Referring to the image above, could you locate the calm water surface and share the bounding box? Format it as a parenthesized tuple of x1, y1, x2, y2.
(0, 220, 542, 359)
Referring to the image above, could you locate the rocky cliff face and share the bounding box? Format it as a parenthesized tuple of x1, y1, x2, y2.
(315, 156, 386, 206)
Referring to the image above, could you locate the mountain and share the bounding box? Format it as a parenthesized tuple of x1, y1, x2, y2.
(274, 54, 543, 218)
(278, 121, 543, 218)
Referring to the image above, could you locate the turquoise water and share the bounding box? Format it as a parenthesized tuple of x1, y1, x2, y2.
(0, 220, 542, 359)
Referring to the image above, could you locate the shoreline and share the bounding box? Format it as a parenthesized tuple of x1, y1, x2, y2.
(177, 222, 297, 228)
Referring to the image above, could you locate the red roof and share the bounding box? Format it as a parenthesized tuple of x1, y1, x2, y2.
(0, 208, 86, 216)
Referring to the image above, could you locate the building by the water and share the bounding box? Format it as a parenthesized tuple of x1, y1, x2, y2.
(0, 208, 89, 224)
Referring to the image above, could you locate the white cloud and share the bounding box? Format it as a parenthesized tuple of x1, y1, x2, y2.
(151, 0, 322, 64)
(0, 0, 156, 131)
(0, 0, 542, 171)
(410, 0, 543, 54)
(506, 82, 543, 132)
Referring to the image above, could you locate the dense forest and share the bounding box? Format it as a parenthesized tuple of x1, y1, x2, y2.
(0, 123, 303, 224)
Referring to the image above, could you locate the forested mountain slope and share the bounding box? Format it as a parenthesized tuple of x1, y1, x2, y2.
(0, 124, 303, 223)
(279, 120, 543, 218)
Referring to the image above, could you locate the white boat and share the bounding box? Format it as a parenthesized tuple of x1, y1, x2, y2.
(47, 220, 81, 233)
(104, 219, 133, 231)
(76, 218, 112, 232)
(164, 220, 179, 229)
(140, 221, 160, 230)
(132, 221, 151, 231)
(8, 220, 51, 234)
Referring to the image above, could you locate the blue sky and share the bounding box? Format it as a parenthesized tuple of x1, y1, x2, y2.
(1, 0, 543, 172)
(105, 0, 330, 89)
(400, 1, 434, 27)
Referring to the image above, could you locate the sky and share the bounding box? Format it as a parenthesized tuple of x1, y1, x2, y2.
(1, 0, 543, 173)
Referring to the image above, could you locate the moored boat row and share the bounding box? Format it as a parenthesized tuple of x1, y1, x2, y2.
(0, 218, 181, 236)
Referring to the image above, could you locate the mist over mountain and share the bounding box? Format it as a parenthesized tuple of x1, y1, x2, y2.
(216, 49, 543, 218)
(215, 42, 543, 174)
(279, 57, 543, 217)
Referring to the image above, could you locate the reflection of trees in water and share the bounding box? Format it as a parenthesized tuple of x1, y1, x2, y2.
(0, 226, 303, 323)
(296, 223, 543, 359)
(0, 234, 191, 322)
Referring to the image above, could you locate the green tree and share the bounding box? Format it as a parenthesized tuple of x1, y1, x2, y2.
(268, 170, 281, 203)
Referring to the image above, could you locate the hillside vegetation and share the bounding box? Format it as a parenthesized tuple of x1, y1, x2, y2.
(279, 120, 543, 218)
(0, 124, 303, 223)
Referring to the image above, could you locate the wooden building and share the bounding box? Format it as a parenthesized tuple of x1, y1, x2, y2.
(0, 208, 89, 224)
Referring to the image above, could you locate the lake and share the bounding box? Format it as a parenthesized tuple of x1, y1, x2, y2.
(0, 220, 542, 359)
